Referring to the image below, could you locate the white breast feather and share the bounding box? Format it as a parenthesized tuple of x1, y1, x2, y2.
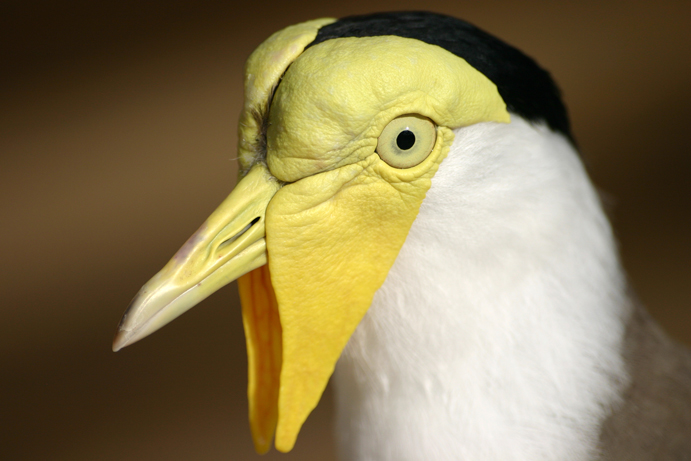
(333, 117, 630, 461)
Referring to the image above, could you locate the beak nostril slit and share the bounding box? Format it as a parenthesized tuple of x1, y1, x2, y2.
(218, 217, 262, 250)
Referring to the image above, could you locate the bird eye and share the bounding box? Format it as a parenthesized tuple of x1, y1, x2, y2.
(376, 115, 437, 169)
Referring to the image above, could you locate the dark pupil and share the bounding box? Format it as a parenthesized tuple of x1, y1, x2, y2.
(396, 130, 416, 150)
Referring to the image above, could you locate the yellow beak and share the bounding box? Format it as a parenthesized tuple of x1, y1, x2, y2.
(112, 164, 280, 352)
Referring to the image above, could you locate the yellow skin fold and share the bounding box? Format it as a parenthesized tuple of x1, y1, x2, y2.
(114, 17, 510, 455)
(238, 264, 282, 454)
(266, 133, 452, 451)
(241, 32, 509, 452)
(237, 18, 336, 173)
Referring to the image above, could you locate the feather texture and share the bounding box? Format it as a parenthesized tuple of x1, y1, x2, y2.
(334, 117, 630, 460)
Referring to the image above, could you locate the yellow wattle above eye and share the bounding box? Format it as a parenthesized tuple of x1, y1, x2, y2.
(376, 115, 437, 169)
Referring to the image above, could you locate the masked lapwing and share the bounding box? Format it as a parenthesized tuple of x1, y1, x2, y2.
(113, 12, 691, 460)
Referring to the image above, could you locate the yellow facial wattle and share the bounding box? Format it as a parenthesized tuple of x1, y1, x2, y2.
(243, 34, 509, 452)
(114, 18, 510, 455)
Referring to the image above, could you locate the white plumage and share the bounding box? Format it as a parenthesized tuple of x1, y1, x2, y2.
(335, 118, 628, 460)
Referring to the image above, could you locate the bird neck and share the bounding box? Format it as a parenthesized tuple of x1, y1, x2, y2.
(333, 119, 630, 460)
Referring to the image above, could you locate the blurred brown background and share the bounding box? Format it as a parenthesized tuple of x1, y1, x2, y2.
(1, 1, 689, 459)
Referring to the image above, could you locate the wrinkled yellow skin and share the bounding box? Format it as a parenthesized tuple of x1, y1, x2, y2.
(267, 36, 509, 181)
(267, 129, 454, 451)
(238, 27, 510, 453)
(237, 18, 336, 172)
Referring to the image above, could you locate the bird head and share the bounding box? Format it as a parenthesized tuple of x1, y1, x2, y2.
(113, 12, 570, 453)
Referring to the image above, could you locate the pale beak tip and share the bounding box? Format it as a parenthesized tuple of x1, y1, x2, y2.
(112, 328, 131, 352)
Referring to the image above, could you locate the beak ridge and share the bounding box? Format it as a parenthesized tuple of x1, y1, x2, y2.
(112, 164, 280, 351)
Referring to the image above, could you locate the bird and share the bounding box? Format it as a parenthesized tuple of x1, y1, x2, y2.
(112, 11, 691, 460)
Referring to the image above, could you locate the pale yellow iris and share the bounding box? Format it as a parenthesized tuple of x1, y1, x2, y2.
(377, 115, 437, 168)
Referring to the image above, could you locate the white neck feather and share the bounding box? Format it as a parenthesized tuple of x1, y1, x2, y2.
(333, 118, 630, 461)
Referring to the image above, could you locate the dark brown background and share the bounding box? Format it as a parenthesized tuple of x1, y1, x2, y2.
(2, 1, 689, 459)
